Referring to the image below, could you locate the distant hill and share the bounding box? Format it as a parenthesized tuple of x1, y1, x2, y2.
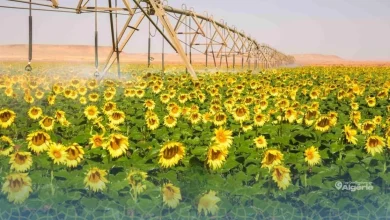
(1, 44, 389, 67)
(293, 54, 345, 64)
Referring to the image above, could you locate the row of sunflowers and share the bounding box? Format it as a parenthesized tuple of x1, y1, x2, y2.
(0, 65, 390, 218)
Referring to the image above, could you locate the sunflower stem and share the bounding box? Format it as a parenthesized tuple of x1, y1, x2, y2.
(383, 151, 387, 193)
(50, 164, 55, 196)
(267, 174, 272, 199)
(279, 121, 283, 137)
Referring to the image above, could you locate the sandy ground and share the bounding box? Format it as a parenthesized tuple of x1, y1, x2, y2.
(1, 44, 389, 67)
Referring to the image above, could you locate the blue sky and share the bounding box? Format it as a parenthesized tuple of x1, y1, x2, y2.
(0, 0, 389, 60)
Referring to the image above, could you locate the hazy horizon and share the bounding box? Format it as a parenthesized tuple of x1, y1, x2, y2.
(1, 0, 389, 61)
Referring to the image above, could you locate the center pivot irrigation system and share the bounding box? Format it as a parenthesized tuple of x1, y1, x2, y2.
(2, 0, 295, 80)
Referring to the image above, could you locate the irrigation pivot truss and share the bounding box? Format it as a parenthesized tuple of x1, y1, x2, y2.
(2, 0, 295, 80)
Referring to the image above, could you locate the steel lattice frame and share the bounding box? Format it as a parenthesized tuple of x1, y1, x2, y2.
(4, 0, 295, 80)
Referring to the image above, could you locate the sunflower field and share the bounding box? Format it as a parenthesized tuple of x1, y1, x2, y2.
(1, 64, 390, 219)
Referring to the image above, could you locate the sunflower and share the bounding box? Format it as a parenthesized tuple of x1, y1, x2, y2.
(314, 116, 332, 132)
(242, 124, 253, 132)
(276, 99, 290, 109)
(152, 84, 162, 94)
(47, 143, 68, 165)
(206, 144, 228, 170)
(284, 107, 297, 123)
(61, 120, 71, 127)
(337, 90, 345, 100)
(311, 102, 321, 110)
(198, 93, 206, 103)
(190, 104, 200, 113)
(103, 101, 117, 115)
(0, 135, 14, 156)
(211, 127, 233, 148)
(344, 124, 358, 145)
(327, 111, 338, 126)
(135, 89, 145, 98)
(213, 112, 227, 126)
(9, 152, 33, 172)
(146, 115, 160, 130)
(63, 89, 73, 99)
(88, 93, 99, 102)
(373, 116, 382, 125)
(270, 88, 279, 97)
(24, 94, 34, 104)
(254, 135, 267, 149)
(106, 122, 120, 131)
(27, 107, 42, 120)
(261, 149, 284, 170)
(1, 173, 32, 204)
(244, 96, 255, 106)
(186, 107, 197, 118)
(103, 134, 128, 158)
(366, 96, 376, 107)
(253, 105, 262, 114)
(202, 112, 213, 123)
(224, 99, 235, 112)
(145, 110, 157, 119)
(309, 89, 320, 100)
(84, 106, 99, 120)
(189, 112, 202, 124)
(48, 95, 56, 105)
(388, 137, 390, 149)
(52, 84, 63, 94)
(144, 99, 156, 110)
(160, 94, 171, 103)
(78, 86, 88, 96)
(304, 146, 321, 166)
(90, 134, 104, 149)
(87, 79, 98, 90)
(103, 91, 114, 101)
(377, 89, 388, 99)
(54, 110, 66, 123)
(4, 87, 14, 97)
(79, 97, 87, 105)
(39, 116, 55, 131)
(232, 105, 249, 122)
(253, 113, 268, 127)
(65, 143, 85, 168)
(272, 166, 291, 190)
(0, 109, 16, 128)
(178, 93, 188, 104)
(127, 170, 148, 196)
(162, 183, 182, 209)
(84, 167, 108, 192)
(350, 102, 359, 110)
(209, 104, 222, 115)
(365, 135, 385, 156)
(70, 79, 80, 87)
(164, 115, 177, 128)
(29, 81, 38, 89)
(304, 109, 319, 126)
(158, 141, 185, 168)
(26, 131, 51, 153)
(109, 110, 125, 125)
(124, 88, 136, 98)
(360, 121, 376, 134)
(350, 110, 361, 124)
(259, 99, 268, 110)
(35, 90, 44, 99)
(198, 190, 221, 216)
(168, 105, 181, 118)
